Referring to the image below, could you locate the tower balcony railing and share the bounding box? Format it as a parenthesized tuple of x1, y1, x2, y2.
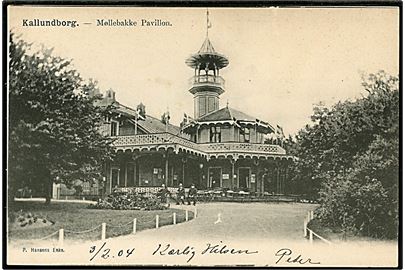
(188, 74, 225, 90)
(111, 133, 286, 156)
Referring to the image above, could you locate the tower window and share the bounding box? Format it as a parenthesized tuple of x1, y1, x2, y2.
(208, 97, 215, 112)
(210, 126, 221, 143)
(199, 97, 206, 117)
(239, 128, 250, 143)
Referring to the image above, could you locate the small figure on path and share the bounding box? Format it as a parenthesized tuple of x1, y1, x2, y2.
(188, 184, 197, 206)
(214, 213, 222, 224)
(176, 183, 186, 205)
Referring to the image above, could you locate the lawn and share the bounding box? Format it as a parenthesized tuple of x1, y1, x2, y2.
(307, 217, 395, 243)
(8, 200, 193, 244)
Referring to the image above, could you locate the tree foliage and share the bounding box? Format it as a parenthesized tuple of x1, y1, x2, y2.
(288, 71, 399, 238)
(8, 34, 115, 203)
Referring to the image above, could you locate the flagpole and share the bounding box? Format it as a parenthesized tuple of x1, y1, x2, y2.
(135, 111, 138, 135)
(206, 8, 209, 38)
(255, 120, 258, 143)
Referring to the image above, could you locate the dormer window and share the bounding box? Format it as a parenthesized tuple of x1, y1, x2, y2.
(240, 127, 250, 143)
(110, 120, 119, 136)
(210, 126, 221, 143)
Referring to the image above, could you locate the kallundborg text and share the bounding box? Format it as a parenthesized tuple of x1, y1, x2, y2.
(22, 19, 78, 28)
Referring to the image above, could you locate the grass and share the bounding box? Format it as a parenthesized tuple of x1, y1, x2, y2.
(8, 200, 193, 244)
(307, 218, 387, 243)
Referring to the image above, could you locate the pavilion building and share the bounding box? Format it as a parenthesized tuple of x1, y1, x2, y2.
(99, 28, 293, 196)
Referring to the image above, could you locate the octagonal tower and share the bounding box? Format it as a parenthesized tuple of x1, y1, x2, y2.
(185, 13, 229, 119)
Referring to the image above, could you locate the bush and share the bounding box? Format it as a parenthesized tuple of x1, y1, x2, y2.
(89, 192, 167, 211)
(291, 72, 399, 239)
(317, 173, 397, 239)
(9, 210, 55, 228)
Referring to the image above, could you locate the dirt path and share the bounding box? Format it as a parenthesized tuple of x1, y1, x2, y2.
(135, 202, 318, 241)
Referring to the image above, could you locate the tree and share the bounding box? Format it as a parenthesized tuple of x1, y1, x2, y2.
(9, 34, 115, 204)
(290, 71, 399, 238)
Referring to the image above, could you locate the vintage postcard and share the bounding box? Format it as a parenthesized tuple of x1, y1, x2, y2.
(4, 3, 400, 268)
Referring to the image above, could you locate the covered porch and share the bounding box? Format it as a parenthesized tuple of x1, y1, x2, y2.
(104, 148, 293, 196)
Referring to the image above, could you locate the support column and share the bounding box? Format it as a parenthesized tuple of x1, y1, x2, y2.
(109, 163, 112, 193)
(285, 166, 288, 195)
(230, 159, 236, 189)
(171, 165, 174, 187)
(124, 163, 128, 187)
(133, 162, 137, 187)
(281, 165, 286, 195)
(182, 157, 187, 185)
(117, 168, 121, 187)
(136, 157, 141, 187)
(253, 159, 259, 193)
(207, 167, 210, 188)
(261, 167, 266, 194)
(276, 166, 280, 194)
(165, 152, 169, 186)
(281, 166, 285, 194)
(198, 162, 204, 189)
(206, 165, 209, 189)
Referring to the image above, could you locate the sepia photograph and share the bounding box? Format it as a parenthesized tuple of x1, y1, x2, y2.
(3, 3, 401, 268)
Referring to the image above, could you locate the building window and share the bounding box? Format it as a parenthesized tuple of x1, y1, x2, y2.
(239, 128, 250, 143)
(210, 126, 221, 142)
(110, 121, 119, 136)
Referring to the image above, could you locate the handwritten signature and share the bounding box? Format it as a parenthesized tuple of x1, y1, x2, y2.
(88, 242, 318, 265)
(275, 248, 320, 265)
(152, 241, 258, 263)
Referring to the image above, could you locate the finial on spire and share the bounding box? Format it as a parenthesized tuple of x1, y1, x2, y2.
(206, 8, 212, 38)
(226, 99, 229, 108)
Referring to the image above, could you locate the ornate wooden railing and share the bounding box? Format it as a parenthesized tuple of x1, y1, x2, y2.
(199, 142, 285, 154)
(111, 133, 168, 146)
(188, 74, 225, 89)
(112, 133, 286, 155)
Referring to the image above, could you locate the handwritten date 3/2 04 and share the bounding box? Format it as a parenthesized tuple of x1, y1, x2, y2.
(89, 242, 135, 261)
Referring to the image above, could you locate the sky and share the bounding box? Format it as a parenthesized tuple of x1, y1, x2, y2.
(8, 6, 399, 135)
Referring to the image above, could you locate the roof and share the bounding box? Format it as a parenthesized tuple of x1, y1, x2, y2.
(138, 114, 182, 135)
(100, 99, 181, 135)
(198, 37, 216, 54)
(183, 106, 275, 133)
(197, 107, 257, 122)
(114, 103, 182, 135)
(185, 37, 229, 70)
